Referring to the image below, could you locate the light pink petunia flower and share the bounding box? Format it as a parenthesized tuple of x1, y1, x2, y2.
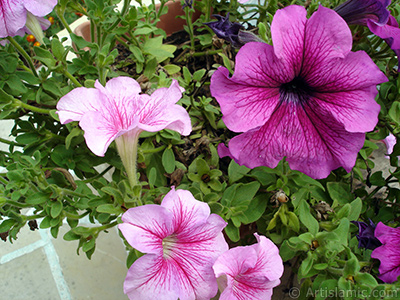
(213, 233, 284, 300)
(371, 222, 400, 283)
(210, 5, 388, 179)
(0, 0, 56, 41)
(118, 187, 229, 300)
(382, 132, 397, 158)
(57, 76, 191, 156)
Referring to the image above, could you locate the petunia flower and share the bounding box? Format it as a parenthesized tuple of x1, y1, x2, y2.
(334, 0, 390, 26)
(0, 0, 57, 43)
(351, 220, 382, 250)
(335, 0, 400, 67)
(212, 233, 283, 300)
(57, 77, 191, 186)
(368, 15, 400, 67)
(118, 187, 229, 300)
(210, 5, 388, 179)
(205, 14, 263, 48)
(371, 222, 400, 283)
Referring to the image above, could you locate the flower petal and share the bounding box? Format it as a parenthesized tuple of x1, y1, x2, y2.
(56, 87, 103, 123)
(305, 50, 386, 132)
(227, 100, 365, 179)
(124, 254, 181, 300)
(334, 0, 390, 26)
(300, 6, 352, 79)
(0, 0, 26, 37)
(137, 80, 192, 135)
(79, 111, 121, 156)
(368, 16, 400, 49)
(161, 187, 211, 233)
(119, 204, 173, 254)
(23, 0, 58, 17)
(210, 42, 283, 132)
(371, 222, 400, 283)
(271, 5, 307, 75)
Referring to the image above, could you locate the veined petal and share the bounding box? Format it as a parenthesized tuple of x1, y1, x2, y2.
(0, 0, 26, 37)
(227, 100, 365, 179)
(211, 42, 285, 132)
(300, 6, 352, 79)
(79, 111, 121, 156)
(161, 187, 211, 233)
(23, 0, 58, 17)
(137, 80, 191, 135)
(371, 222, 400, 283)
(124, 254, 181, 300)
(271, 5, 306, 75)
(119, 204, 173, 254)
(56, 87, 103, 123)
(213, 234, 282, 300)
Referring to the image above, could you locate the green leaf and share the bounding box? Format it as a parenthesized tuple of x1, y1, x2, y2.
(348, 197, 362, 221)
(369, 171, 386, 186)
(298, 199, 319, 235)
(240, 194, 268, 224)
(388, 101, 400, 124)
(0, 219, 16, 233)
(65, 127, 83, 149)
(225, 220, 240, 242)
(51, 38, 65, 61)
(33, 47, 56, 68)
(50, 201, 63, 218)
(218, 53, 233, 74)
(162, 148, 175, 173)
(82, 238, 95, 252)
(231, 181, 260, 207)
(327, 182, 353, 204)
(63, 230, 80, 241)
(96, 204, 123, 215)
(163, 64, 181, 75)
(228, 160, 250, 184)
(298, 251, 316, 279)
(26, 192, 49, 205)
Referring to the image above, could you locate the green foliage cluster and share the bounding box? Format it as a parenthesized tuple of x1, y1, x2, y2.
(1, 0, 400, 298)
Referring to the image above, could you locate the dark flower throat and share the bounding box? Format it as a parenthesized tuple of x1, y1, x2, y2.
(279, 76, 314, 104)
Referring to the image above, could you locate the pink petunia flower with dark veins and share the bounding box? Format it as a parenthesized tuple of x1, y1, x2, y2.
(211, 5, 388, 179)
(118, 187, 228, 300)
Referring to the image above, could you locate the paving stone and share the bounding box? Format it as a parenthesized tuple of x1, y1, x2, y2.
(0, 248, 60, 300)
(0, 225, 42, 257)
(51, 226, 128, 300)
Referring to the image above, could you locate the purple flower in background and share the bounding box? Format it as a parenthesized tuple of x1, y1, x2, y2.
(118, 187, 228, 300)
(351, 220, 382, 250)
(0, 0, 57, 43)
(210, 5, 387, 179)
(205, 14, 263, 48)
(371, 222, 400, 283)
(335, 0, 400, 67)
(182, 0, 193, 9)
(213, 233, 283, 300)
(334, 0, 390, 26)
(368, 15, 400, 66)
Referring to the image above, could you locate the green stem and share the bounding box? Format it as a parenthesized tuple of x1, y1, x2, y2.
(95, 221, 118, 233)
(63, 69, 82, 87)
(82, 165, 114, 183)
(65, 211, 90, 220)
(16, 100, 52, 115)
(7, 36, 38, 77)
(0, 176, 8, 185)
(26, 213, 46, 220)
(0, 137, 23, 147)
(184, 6, 195, 51)
(192, 49, 223, 57)
(105, 0, 130, 35)
(6, 200, 32, 208)
(57, 12, 73, 34)
(115, 36, 130, 49)
(59, 188, 86, 198)
(141, 145, 167, 154)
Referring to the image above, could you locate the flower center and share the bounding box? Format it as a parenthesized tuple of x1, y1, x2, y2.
(162, 234, 177, 259)
(279, 76, 313, 104)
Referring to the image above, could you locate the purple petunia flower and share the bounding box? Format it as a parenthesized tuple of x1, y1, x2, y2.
(118, 187, 228, 300)
(371, 222, 400, 283)
(351, 220, 382, 250)
(0, 0, 57, 43)
(204, 14, 263, 48)
(334, 0, 390, 26)
(210, 5, 387, 179)
(213, 233, 283, 300)
(335, 0, 400, 67)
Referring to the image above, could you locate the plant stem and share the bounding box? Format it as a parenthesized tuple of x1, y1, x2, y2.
(59, 188, 86, 198)
(65, 211, 90, 220)
(141, 145, 167, 154)
(58, 12, 73, 34)
(0, 137, 23, 147)
(184, 6, 195, 51)
(82, 165, 113, 183)
(6, 200, 32, 208)
(16, 100, 52, 115)
(63, 69, 83, 87)
(192, 49, 223, 57)
(0, 176, 8, 185)
(7, 37, 38, 77)
(95, 221, 118, 233)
